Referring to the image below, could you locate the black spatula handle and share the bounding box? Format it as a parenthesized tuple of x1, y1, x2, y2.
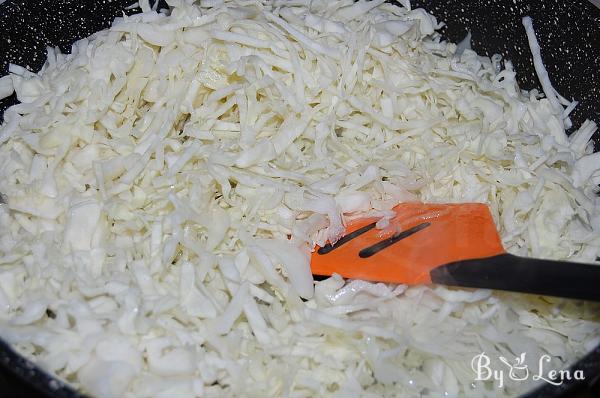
(430, 253, 600, 301)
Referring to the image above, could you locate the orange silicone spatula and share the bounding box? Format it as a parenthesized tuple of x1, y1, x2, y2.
(311, 203, 600, 301)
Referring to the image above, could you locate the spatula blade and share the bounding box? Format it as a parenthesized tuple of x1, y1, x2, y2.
(310, 203, 505, 284)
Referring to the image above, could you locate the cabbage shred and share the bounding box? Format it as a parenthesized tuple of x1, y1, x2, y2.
(0, 0, 599, 397)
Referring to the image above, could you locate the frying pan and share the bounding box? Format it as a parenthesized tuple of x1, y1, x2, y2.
(0, 0, 599, 397)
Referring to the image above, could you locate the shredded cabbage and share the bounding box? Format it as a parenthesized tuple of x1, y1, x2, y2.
(0, 1, 599, 397)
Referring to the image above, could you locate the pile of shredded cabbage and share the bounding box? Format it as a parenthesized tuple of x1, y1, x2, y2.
(0, 0, 599, 397)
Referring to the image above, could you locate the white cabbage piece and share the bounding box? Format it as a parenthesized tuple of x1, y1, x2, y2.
(0, 75, 14, 100)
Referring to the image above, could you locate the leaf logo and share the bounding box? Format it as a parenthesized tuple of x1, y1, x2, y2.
(499, 353, 529, 381)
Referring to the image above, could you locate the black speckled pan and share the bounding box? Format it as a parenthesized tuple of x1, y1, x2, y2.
(0, 0, 599, 397)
